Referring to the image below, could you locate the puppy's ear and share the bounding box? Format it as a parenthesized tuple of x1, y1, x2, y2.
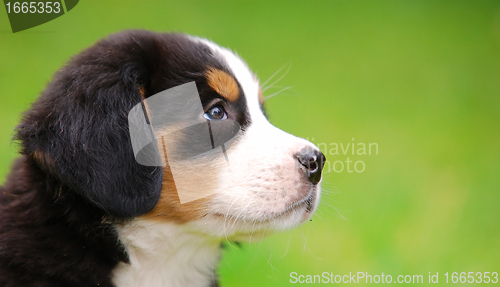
(15, 31, 164, 218)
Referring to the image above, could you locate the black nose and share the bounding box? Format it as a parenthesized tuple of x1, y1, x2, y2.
(296, 148, 326, 185)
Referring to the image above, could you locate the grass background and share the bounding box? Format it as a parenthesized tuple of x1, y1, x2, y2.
(1, 1, 499, 286)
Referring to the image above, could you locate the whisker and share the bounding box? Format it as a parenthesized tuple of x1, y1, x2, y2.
(278, 233, 292, 259)
(264, 86, 293, 100)
(262, 63, 292, 92)
(261, 64, 289, 87)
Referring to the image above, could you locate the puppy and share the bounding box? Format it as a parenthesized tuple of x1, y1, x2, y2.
(0, 30, 325, 287)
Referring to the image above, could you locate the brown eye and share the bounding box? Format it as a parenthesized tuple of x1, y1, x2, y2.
(204, 105, 227, 120)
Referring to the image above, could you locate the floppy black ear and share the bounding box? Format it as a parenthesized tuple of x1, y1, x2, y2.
(15, 31, 164, 218)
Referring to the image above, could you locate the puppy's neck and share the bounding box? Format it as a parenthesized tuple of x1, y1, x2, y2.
(112, 219, 221, 287)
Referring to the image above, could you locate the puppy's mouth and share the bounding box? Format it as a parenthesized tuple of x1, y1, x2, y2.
(287, 186, 317, 215)
(210, 183, 319, 225)
(304, 193, 315, 212)
(253, 185, 318, 223)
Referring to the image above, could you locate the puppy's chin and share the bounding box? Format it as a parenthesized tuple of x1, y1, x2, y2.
(184, 184, 321, 241)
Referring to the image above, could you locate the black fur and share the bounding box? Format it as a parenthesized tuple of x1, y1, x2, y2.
(0, 30, 248, 286)
(0, 157, 128, 287)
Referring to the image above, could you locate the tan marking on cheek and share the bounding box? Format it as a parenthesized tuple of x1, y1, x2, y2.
(141, 164, 211, 223)
(141, 137, 220, 223)
(138, 85, 222, 223)
(206, 68, 239, 101)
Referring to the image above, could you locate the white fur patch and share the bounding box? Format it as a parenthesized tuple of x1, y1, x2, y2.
(112, 221, 220, 287)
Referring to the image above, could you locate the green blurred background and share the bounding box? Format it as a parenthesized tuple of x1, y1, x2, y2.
(1, 1, 499, 286)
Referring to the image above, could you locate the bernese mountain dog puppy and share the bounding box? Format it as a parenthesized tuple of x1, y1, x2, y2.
(0, 30, 325, 287)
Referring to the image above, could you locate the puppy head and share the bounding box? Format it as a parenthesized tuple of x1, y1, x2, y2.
(16, 30, 325, 236)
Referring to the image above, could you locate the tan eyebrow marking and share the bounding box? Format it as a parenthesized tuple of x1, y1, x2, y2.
(205, 67, 239, 102)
